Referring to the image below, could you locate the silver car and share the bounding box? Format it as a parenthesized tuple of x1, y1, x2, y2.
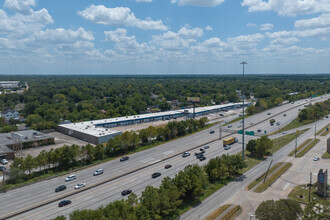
(93, 169, 103, 176)
(65, 174, 76, 182)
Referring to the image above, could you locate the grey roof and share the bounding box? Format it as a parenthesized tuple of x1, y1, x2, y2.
(0, 144, 14, 154)
(1, 109, 17, 114)
(0, 130, 53, 146)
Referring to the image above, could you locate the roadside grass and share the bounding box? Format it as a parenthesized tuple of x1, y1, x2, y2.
(288, 185, 330, 205)
(288, 139, 312, 157)
(321, 151, 330, 159)
(224, 115, 251, 126)
(254, 162, 292, 193)
(320, 129, 329, 136)
(221, 205, 242, 220)
(271, 119, 312, 135)
(2, 122, 217, 191)
(204, 204, 231, 220)
(316, 123, 329, 135)
(296, 139, 320, 157)
(270, 129, 309, 154)
(247, 162, 284, 190)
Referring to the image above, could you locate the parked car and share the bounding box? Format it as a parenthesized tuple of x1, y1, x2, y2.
(199, 156, 206, 161)
(55, 185, 67, 192)
(120, 156, 129, 162)
(210, 130, 215, 134)
(65, 174, 76, 182)
(224, 145, 231, 150)
(182, 152, 191, 157)
(0, 166, 6, 171)
(58, 200, 71, 207)
(0, 159, 8, 165)
(165, 164, 172, 169)
(74, 183, 86, 189)
(152, 172, 161, 178)
(93, 169, 103, 176)
(204, 145, 210, 149)
(121, 189, 132, 196)
(313, 156, 320, 161)
(326, 115, 329, 118)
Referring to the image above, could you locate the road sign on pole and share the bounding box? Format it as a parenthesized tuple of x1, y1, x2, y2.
(264, 130, 267, 134)
(238, 130, 243, 134)
(245, 131, 255, 136)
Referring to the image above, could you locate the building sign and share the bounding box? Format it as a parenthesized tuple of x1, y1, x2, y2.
(317, 169, 328, 198)
(187, 97, 200, 103)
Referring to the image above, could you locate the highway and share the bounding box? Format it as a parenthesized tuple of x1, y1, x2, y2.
(0, 95, 328, 220)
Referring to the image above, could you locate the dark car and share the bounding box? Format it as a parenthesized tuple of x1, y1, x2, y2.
(0, 166, 6, 171)
(121, 189, 132, 196)
(55, 185, 67, 192)
(210, 130, 215, 134)
(199, 156, 206, 161)
(120, 156, 129, 162)
(58, 200, 71, 207)
(257, 129, 261, 132)
(152, 172, 161, 178)
(195, 152, 203, 156)
(165, 164, 172, 169)
(200, 148, 205, 153)
(204, 145, 210, 149)
(219, 114, 224, 116)
(326, 115, 329, 118)
(196, 154, 204, 159)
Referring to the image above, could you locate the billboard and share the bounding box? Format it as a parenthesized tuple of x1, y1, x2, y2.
(187, 97, 200, 102)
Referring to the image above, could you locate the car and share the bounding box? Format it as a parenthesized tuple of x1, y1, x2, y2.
(249, 122, 254, 125)
(120, 156, 129, 162)
(182, 152, 191, 157)
(224, 120, 228, 123)
(199, 156, 206, 161)
(74, 183, 86, 189)
(196, 154, 204, 159)
(257, 129, 261, 132)
(326, 115, 329, 118)
(200, 148, 205, 153)
(237, 125, 241, 128)
(165, 164, 172, 169)
(0, 166, 6, 171)
(224, 145, 231, 150)
(282, 131, 287, 134)
(267, 112, 271, 115)
(228, 125, 232, 128)
(93, 169, 103, 176)
(239, 114, 242, 116)
(210, 130, 215, 134)
(313, 156, 320, 161)
(121, 189, 132, 196)
(152, 172, 161, 178)
(0, 159, 8, 165)
(219, 114, 224, 116)
(204, 145, 210, 149)
(276, 122, 281, 126)
(298, 109, 301, 111)
(55, 185, 67, 192)
(65, 174, 76, 182)
(58, 200, 71, 207)
(283, 114, 287, 117)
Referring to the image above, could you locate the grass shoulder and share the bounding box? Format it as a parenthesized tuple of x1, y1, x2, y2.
(205, 204, 231, 220)
(321, 151, 330, 159)
(296, 139, 320, 157)
(271, 118, 312, 135)
(288, 139, 311, 157)
(288, 184, 330, 206)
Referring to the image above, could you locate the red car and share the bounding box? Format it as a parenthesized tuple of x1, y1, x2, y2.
(165, 164, 172, 169)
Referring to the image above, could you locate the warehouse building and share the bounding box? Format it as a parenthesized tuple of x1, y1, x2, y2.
(58, 102, 250, 144)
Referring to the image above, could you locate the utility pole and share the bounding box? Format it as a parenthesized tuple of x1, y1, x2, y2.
(314, 124, 316, 140)
(308, 172, 312, 203)
(295, 131, 298, 157)
(263, 159, 273, 183)
(240, 61, 247, 159)
(219, 126, 222, 140)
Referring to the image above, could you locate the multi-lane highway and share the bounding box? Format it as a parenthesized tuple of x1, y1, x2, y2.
(0, 95, 328, 220)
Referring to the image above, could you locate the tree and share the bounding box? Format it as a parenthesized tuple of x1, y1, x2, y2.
(256, 199, 302, 220)
(303, 201, 329, 219)
(246, 139, 257, 156)
(23, 155, 36, 175)
(25, 114, 43, 127)
(256, 136, 273, 158)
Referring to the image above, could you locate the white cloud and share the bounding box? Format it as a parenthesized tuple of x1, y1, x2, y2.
(260, 23, 274, 31)
(242, 0, 330, 16)
(247, 22, 257, 27)
(33, 28, 94, 43)
(202, 37, 226, 47)
(4, 0, 36, 14)
(78, 5, 167, 31)
(270, 37, 300, 45)
(171, 0, 225, 7)
(205, 25, 213, 31)
(136, 0, 153, 2)
(295, 13, 330, 29)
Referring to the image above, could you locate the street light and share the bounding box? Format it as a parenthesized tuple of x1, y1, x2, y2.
(240, 61, 247, 159)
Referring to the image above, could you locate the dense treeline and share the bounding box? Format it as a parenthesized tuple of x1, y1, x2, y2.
(298, 100, 330, 122)
(7, 118, 208, 184)
(0, 75, 328, 130)
(52, 154, 246, 220)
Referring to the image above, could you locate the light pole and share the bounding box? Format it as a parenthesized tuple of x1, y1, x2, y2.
(240, 61, 247, 159)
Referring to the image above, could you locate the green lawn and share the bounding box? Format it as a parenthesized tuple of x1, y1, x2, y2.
(288, 185, 330, 206)
(288, 139, 311, 157)
(254, 162, 292, 192)
(321, 151, 330, 158)
(271, 119, 313, 135)
(316, 123, 329, 135)
(270, 128, 309, 154)
(296, 139, 320, 157)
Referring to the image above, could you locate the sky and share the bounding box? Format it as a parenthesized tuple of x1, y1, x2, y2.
(0, 0, 329, 75)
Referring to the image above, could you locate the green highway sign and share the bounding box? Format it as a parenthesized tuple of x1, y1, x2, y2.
(264, 130, 267, 134)
(245, 131, 255, 136)
(238, 130, 243, 134)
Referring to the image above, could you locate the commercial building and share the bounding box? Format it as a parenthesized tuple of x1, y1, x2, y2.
(58, 102, 250, 145)
(0, 81, 20, 89)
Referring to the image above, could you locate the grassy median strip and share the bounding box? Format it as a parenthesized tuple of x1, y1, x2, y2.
(247, 162, 284, 190)
(221, 205, 242, 220)
(320, 129, 329, 136)
(270, 129, 309, 154)
(288, 139, 312, 157)
(254, 162, 292, 193)
(296, 139, 320, 157)
(316, 123, 329, 135)
(322, 151, 330, 158)
(271, 119, 311, 135)
(205, 204, 231, 220)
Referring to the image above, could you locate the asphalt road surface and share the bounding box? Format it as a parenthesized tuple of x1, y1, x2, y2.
(0, 95, 328, 220)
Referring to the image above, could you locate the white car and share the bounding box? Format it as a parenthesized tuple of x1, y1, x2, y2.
(282, 131, 286, 134)
(0, 159, 8, 165)
(182, 152, 191, 157)
(74, 183, 86, 189)
(65, 174, 76, 182)
(249, 122, 254, 125)
(93, 169, 103, 176)
(313, 157, 319, 161)
(224, 145, 231, 150)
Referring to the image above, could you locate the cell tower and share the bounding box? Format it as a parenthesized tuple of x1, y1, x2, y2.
(11, 132, 22, 157)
